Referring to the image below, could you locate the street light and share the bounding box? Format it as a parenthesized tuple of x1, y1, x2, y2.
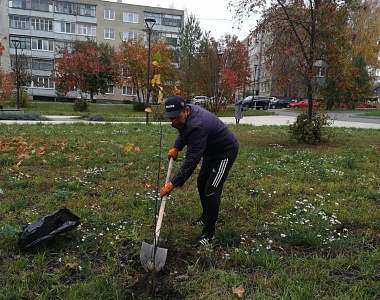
(144, 17, 156, 124)
(12, 39, 21, 110)
(253, 64, 258, 96)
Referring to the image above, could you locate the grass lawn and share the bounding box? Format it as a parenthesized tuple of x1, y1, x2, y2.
(20, 101, 274, 122)
(0, 120, 379, 299)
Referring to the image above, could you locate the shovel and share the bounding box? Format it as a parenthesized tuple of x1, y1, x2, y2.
(140, 157, 174, 272)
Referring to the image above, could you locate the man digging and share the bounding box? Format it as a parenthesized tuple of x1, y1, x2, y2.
(160, 96, 239, 247)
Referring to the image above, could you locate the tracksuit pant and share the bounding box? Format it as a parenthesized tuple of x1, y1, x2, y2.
(197, 150, 238, 238)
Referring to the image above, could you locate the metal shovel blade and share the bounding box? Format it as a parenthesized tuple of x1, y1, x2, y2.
(140, 241, 168, 272)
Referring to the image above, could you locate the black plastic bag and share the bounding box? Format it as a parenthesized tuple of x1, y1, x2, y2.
(18, 208, 80, 251)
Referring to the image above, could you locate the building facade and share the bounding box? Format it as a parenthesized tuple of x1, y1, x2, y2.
(1, 0, 184, 103)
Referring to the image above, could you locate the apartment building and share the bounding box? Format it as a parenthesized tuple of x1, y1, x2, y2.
(1, 0, 184, 103)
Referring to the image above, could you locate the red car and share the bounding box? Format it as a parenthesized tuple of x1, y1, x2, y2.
(287, 100, 308, 108)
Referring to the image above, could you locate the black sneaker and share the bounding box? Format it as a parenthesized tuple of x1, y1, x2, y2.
(190, 218, 205, 226)
(191, 235, 214, 247)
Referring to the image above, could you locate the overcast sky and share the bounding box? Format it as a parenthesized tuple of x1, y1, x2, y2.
(118, 0, 260, 41)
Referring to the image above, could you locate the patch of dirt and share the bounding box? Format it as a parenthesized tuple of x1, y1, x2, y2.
(127, 241, 196, 300)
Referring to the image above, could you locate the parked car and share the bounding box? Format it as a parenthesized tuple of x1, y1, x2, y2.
(270, 98, 293, 109)
(287, 100, 309, 108)
(192, 96, 208, 105)
(242, 96, 271, 110)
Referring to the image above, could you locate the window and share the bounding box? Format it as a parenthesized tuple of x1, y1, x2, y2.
(122, 31, 138, 41)
(104, 29, 115, 40)
(144, 12, 161, 25)
(31, 18, 53, 31)
(9, 16, 30, 30)
(10, 36, 31, 50)
(105, 83, 114, 94)
(31, 38, 53, 51)
(122, 86, 136, 96)
(58, 22, 76, 34)
(123, 12, 138, 23)
(55, 40, 73, 52)
(55, 1, 75, 14)
(78, 24, 96, 36)
(165, 33, 179, 46)
(162, 14, 182, 27)
(33, 77, 55, 89)
(9, 0, 26, 9)
(31, 0, 53, 11)
(79, 4, 96, 17)
(104, 9, 115, 20)
(32, 58, 53, 70)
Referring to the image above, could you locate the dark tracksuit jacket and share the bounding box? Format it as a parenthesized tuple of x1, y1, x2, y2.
(170, 104, 239, 238)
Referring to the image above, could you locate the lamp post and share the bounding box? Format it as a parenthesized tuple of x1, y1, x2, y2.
(253, 64, 258, 96)
(12, 39, 21, 110)
(215, 52, 223, 109)
(144, 18, 156, 124)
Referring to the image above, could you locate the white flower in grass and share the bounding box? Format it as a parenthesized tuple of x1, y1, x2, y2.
(280, 234, 286, 238)
(310, 187, 314, 190)
(78, 265, 82, 271)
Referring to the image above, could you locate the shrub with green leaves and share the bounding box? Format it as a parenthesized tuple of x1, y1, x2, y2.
(132, 100, 145, 112)
(288, 111, 332, 144)
(73, 98, 89, 112)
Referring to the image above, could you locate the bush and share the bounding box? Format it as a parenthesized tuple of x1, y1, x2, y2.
(133, 100, 145, 112)
(0, 112, 47, 120)
(288, 111, 332, 144)
(10, 91, 29, 108)
(73, 98, 89, 112)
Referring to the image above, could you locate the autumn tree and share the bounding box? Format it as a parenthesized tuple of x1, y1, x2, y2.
(230, 0, 357, 123)
(54, 40, 115, 102)
(113, 38, 147, 103)
(219, 34, 251, 103)
(0, 71, 13, 105)
(0, 38, 12, 104)
(114, 38, 177, 105)
(348, 0, 380, 71)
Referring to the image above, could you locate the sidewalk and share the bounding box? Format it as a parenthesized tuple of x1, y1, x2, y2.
(1, 115, 380, 129)
(220, 116, 380, 129)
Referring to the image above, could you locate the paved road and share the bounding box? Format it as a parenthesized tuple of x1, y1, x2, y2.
(1, 109, 379, 129)
(221, 108, 380, 129)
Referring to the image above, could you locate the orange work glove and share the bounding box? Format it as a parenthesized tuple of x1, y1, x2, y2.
(167, 148, 179, 161)
(160, 182, 174, 198)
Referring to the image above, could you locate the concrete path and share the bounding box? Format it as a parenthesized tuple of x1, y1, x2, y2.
(0, 113, 379, 129)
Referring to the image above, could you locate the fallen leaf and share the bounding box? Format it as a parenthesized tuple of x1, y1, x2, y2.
(125, 143, 133, 153)
(232, 285, 245, 298)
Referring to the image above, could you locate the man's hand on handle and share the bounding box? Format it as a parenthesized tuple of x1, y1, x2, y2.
(167, 148, 179, 161)
(160, 182, 174, 198)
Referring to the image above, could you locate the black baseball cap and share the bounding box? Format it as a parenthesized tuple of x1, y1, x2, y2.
(164, 96, 187, 118)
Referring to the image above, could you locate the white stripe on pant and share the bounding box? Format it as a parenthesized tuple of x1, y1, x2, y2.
(212, 158, 228, 187)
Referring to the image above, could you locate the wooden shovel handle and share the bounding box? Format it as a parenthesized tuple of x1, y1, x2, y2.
(154, 157, 174, 243)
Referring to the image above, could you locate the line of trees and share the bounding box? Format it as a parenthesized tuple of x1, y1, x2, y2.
(51, 14, 251, 111)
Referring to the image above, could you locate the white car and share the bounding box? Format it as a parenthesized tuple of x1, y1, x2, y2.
(192, 96, 208, 105)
